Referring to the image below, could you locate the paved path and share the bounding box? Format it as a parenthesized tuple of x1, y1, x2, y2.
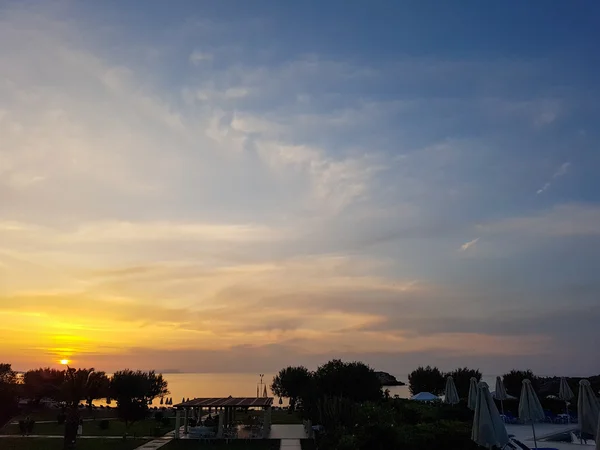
(280, 439, 302, 450)
(133, 435, 173, 450)
(269, 424, 307, 439)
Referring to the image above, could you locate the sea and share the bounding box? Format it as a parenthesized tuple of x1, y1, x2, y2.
(147, 373, 501, 406)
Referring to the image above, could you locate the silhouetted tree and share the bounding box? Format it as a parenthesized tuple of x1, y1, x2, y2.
(314, 360, 382, 403)
(110, 370, 169, 436)
(83, 371, 109, 408)
(271, 366, 313, 412)
(0, 363, 19, 425)
(445, 367, 482, 399)
(62, 368, 98, 450)
(502, 369, 538, 397)
(408, 366, 445, 396)
(23, 368, 65, 403)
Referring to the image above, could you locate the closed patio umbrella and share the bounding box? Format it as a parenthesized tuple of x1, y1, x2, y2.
(595, 412, 600, 450)
(519, 379, 545, 450)
(472, 381, 509, 449)
(445, 376, 460, 405)
(160, 397, 164, 405)
(578, 379, 600, 437)
(494, 376, 508, 417)
(559, 377, 574, 419)
(468, 377, 478, 410)
(263, 385, 268, 398)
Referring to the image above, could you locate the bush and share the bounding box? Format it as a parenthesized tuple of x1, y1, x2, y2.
(161, 417, 171, 427)
(99, 419, 110, 430)
(57, 413, 66, 425)
(154, 411, 164, 422)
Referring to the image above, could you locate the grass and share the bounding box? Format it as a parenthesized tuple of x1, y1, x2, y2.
(0, 438, 149, 450)
(163, 440, 281, 450)
(2, 418, 176, 437)
(236, 410, 302, 425)
(14, 408, 117, 422)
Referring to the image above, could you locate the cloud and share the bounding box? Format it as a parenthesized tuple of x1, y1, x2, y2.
(536, 162, 571, 194)
(459, 238, 479, 251)
(536, 182, 551, 195)
(1, 2, 599, 375)
(189, 51, 213, 65)
(553, 162, 571, 178)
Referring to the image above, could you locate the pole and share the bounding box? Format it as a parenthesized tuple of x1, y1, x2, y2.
(531, 421, 538, 449)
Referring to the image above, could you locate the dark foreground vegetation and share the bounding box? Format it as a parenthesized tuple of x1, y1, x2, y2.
(1, 363, 168, 449)
(271, 360, 600, 450)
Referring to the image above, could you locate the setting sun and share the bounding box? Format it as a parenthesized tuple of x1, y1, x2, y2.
(60, 359, 70, 365)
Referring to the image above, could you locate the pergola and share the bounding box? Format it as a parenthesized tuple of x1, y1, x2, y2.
(174, 397, 274, 439)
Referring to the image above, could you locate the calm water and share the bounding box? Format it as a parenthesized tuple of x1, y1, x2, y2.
(148, 373, 500, 405)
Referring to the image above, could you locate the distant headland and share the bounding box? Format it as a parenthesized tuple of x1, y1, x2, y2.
(375, 371, 405, 386)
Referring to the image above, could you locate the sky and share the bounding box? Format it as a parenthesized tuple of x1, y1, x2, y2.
(1, 0, 599, 376)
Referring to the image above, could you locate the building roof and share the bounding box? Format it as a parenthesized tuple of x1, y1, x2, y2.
(175, 397, 273, 408)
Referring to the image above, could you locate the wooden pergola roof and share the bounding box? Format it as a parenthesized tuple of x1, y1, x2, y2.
(175, 397, 273, 408)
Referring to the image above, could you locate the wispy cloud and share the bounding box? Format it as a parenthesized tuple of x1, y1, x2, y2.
(189, 50, 213, 65)
(536, 162, 571, 194)
(460, 238, 479, 252)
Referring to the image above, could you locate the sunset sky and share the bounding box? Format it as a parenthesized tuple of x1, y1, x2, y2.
(1, 1, 599, 375)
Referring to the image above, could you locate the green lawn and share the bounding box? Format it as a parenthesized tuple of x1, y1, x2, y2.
(236, 410, 302, 425)
(0, 438, 149, 450)
(163, 440, 280, 450)
(14, 408, 117, 422)
(2, 418, 176, 437)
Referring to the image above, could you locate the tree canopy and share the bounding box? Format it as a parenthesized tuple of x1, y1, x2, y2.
(445, 367, 482, 399)
(408, 366, 445, 396)
(314, 360, 382, 403)
(502, 369, 538, 397)
(271, 366, 313, 411)
(110, 370, 169, 430)
(23, 368, 65, 403)
(0, 363, 19, 425)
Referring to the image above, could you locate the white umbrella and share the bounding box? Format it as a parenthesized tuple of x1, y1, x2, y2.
(444, 376, 460, 405)
(558, 377, 574, 419)
(595, 412, 600, 450)
(518, 379, 545, 449)
(472, 381, 509, 449)
(468, 377, 478, 410)
(578, 379, 600, 438)
(410, 392, 438, 401)
(494, 376, 508, 416)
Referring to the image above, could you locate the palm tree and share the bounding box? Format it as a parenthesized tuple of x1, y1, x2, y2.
(62, 368, 95, 450)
